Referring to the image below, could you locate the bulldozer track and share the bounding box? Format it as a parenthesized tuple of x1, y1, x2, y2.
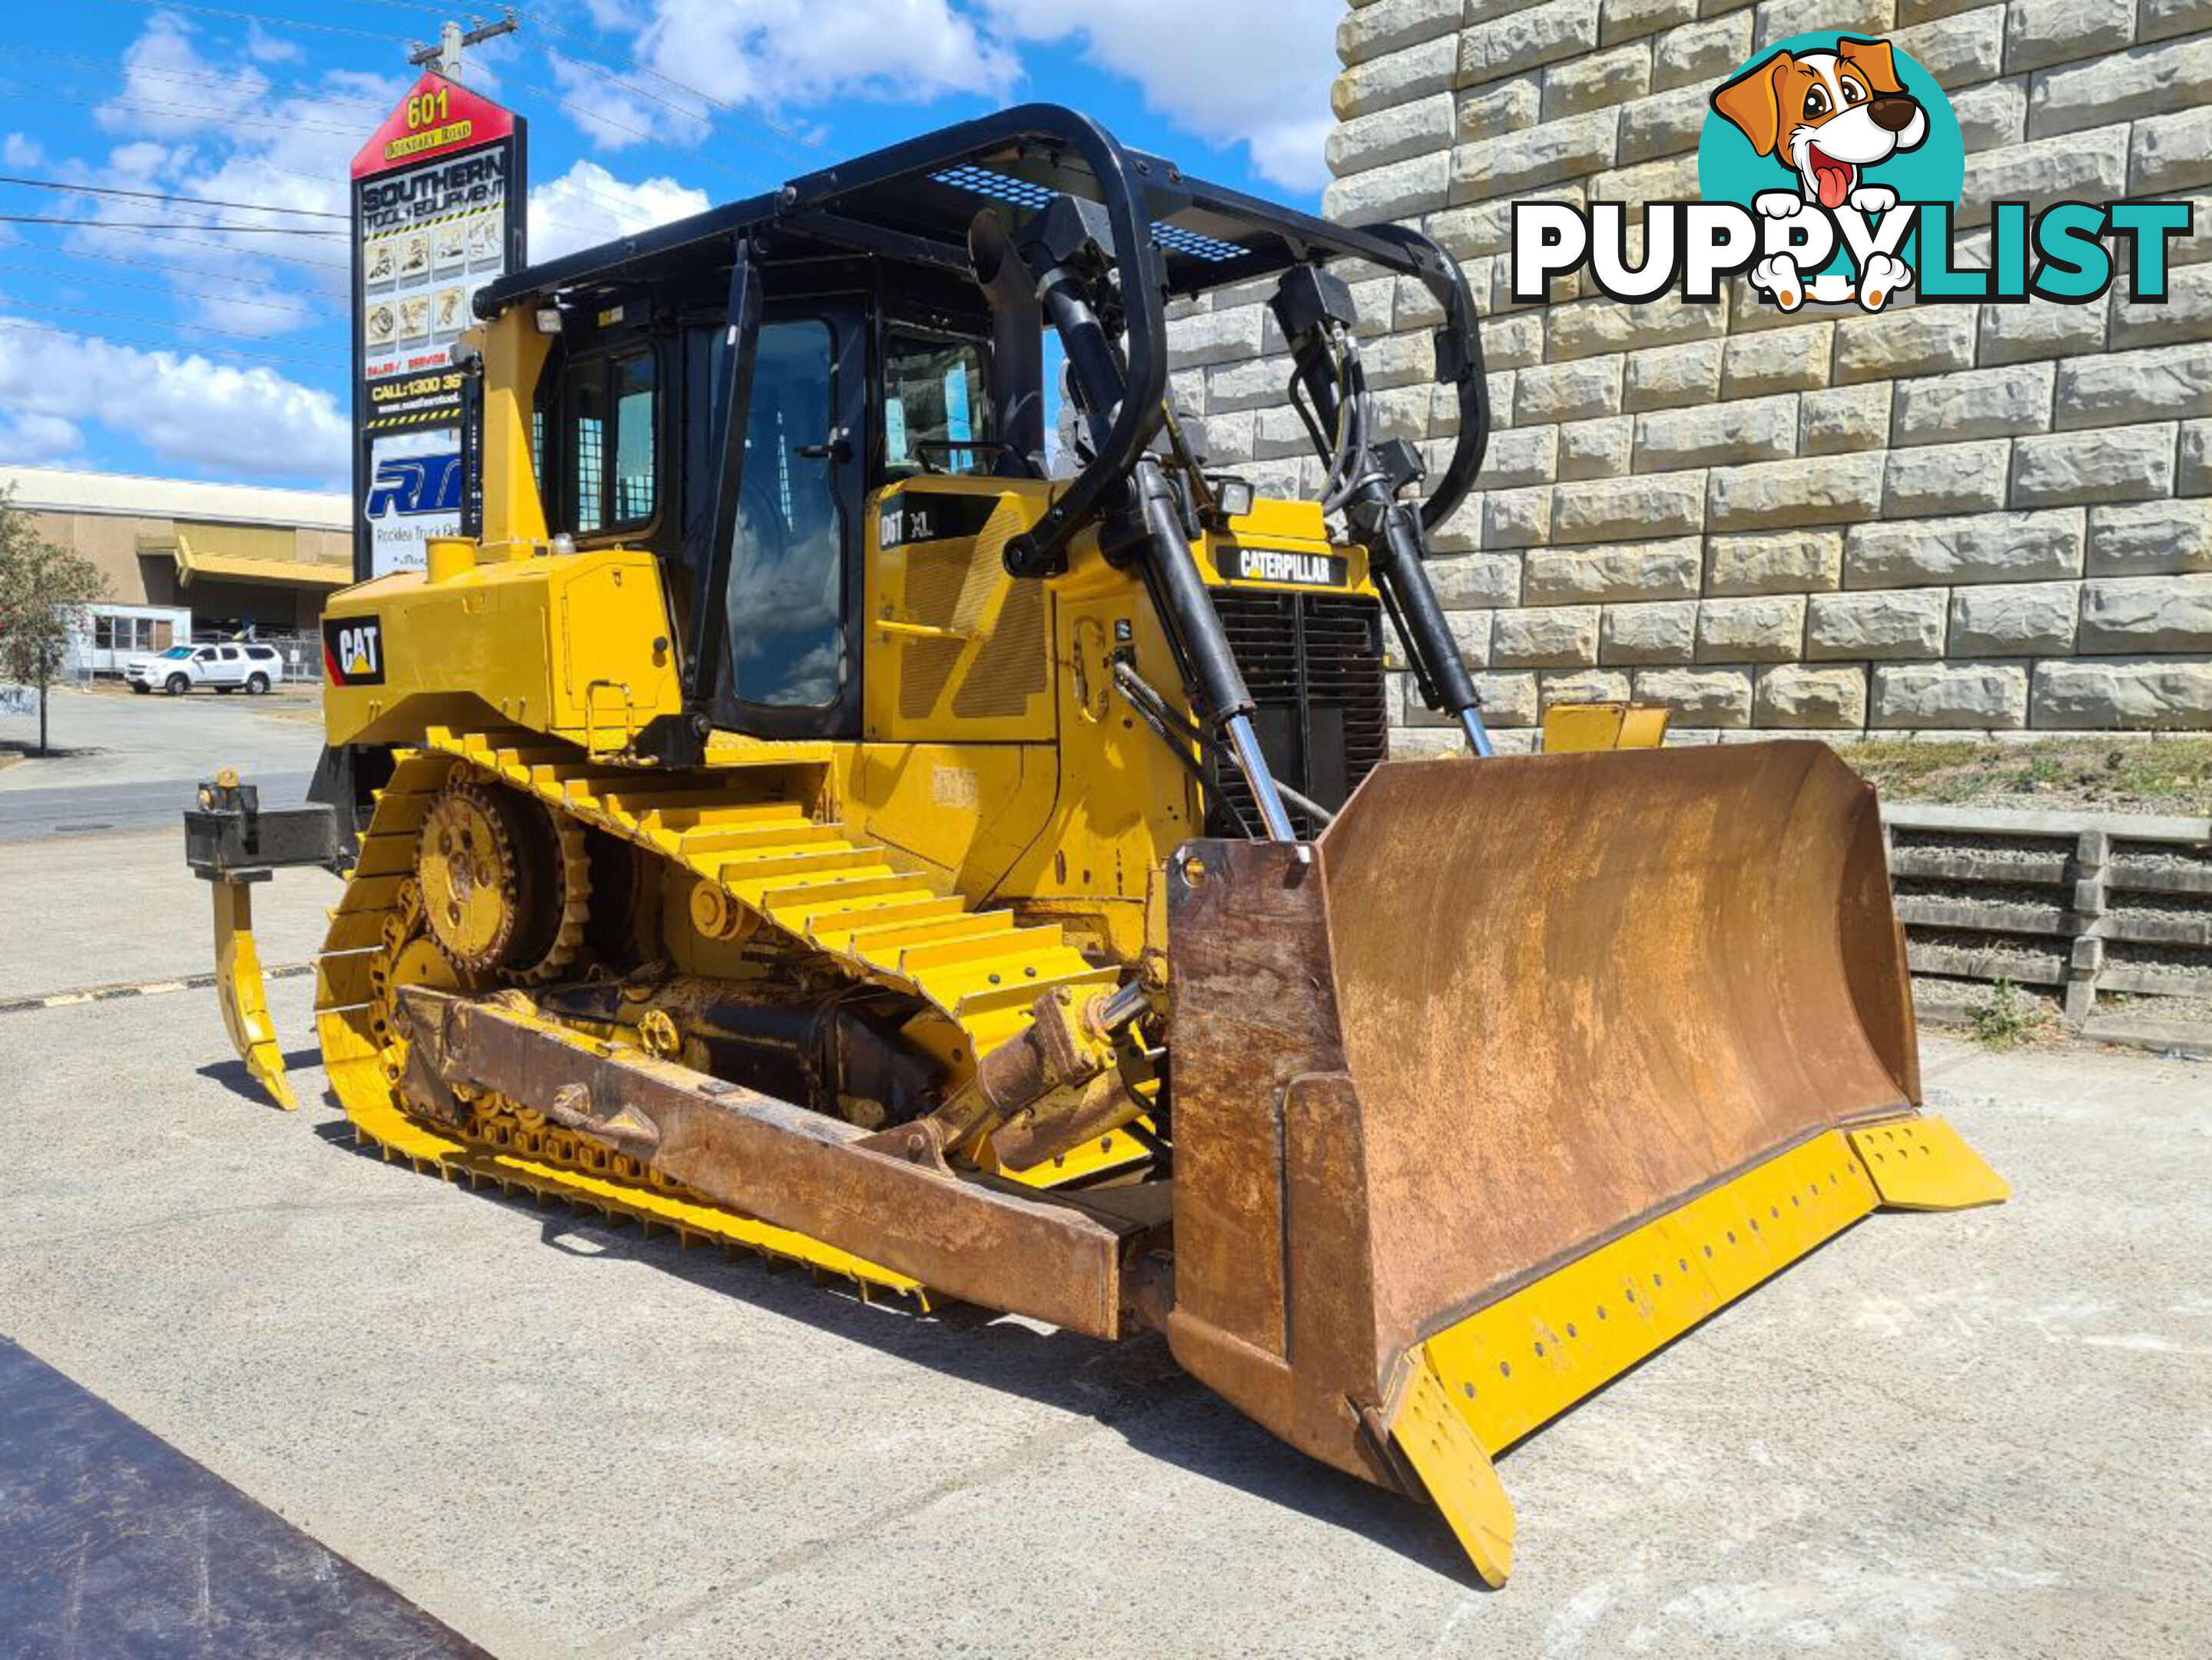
(418, 725, 1118, 1057)
(314, 727, 1132, 1303)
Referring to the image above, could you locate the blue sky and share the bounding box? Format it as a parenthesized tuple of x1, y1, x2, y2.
(0, 0, 1339, 491)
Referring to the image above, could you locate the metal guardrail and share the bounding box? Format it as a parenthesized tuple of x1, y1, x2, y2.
(1883, 802, 2212, 1024)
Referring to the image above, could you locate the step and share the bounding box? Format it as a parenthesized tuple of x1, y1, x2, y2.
(842, 909, 1018, 957)
(559, 773, 668, 805)
(851, 923, 1020, 978)
(433, 725, 536, 757)
(806, 896, 970, 948)
(678, 822, 850, 858)
(487, 745, 584, 774)
(600, 787, 769, 822)
(691, 834, 862, 872)
(715, 847, 889, 889)
(757, 872, 929, 918)
(895, 924, 1068, 976)
(950, 964, 1118, 1025)
(738, 870, 907, 915)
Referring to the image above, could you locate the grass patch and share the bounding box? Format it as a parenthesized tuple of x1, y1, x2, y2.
(1842, 738, 2212, 811)
(1966, 978, 2058, 1049)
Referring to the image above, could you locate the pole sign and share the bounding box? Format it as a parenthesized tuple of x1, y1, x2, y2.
(349, 72, 526, 579)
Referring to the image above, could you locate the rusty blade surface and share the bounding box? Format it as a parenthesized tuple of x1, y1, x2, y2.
(1165, 741, 1919, 1482)
(1324, 742, 1913, 1351)
(399, 988, 1127, 1338)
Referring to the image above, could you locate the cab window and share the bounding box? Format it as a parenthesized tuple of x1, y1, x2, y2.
(725, 319, 844, 709)
(882, 329, 991, 478)
(558, 347, 657, 536)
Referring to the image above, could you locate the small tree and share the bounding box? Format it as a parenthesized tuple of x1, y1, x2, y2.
(0, 486, 108, 756)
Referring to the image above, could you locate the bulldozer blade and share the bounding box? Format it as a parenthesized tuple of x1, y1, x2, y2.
(211, 876, 297, 1111)
(1162, 741, 2005, 1585)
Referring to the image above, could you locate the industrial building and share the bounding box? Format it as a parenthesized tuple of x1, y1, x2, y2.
(0, 465, 350, 677)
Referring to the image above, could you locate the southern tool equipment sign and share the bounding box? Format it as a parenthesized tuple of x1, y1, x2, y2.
(350, 72, 526, 578)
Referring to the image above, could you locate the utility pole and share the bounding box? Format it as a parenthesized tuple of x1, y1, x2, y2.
(406, 9, 519, 83)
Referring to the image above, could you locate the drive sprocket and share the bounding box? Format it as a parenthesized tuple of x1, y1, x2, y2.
(417, 771, 589, 982)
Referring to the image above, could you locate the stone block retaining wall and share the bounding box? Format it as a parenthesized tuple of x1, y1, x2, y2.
(1173, 0, 2212, 748)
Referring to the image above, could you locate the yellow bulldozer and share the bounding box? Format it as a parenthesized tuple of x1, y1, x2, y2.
(184, 106, 2005, 1585)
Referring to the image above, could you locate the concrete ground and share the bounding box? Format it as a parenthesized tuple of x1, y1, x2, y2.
(0, 684, 323, 841)
(0, 829, 2207, 1658)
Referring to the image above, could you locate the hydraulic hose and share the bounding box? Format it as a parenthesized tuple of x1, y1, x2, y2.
(1028, 231, 1301, 842)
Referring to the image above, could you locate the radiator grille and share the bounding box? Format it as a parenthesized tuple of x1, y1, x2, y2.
(1208, 590, 1389, 838)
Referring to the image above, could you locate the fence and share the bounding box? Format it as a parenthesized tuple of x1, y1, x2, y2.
(181, 629, 323, 684)
(1886, 802, 2212, 1029)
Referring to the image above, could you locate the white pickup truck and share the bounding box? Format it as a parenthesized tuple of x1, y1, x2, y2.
(124, 642, 287, 696)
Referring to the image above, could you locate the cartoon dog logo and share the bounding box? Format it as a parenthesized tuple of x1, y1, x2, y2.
(1710, 37, 1928, 311)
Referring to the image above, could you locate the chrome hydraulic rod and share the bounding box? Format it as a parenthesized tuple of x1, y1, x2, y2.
(1224, 712, 1300, 843)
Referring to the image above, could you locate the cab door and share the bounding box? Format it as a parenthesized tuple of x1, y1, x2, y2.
(706, 306, 867, 740)
(212, 646, 244, 686)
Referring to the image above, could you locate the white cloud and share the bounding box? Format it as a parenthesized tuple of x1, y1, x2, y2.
(97, 12, 271, 140)
(71, 64, 400, 339)
(103, 141, 182, 184)
(583, 0, 648, 28)
(2, 134, 42, 169)
(244, 22, 302, 64)
(977, 1, 1338, 191)
(0, 409, 85, 465)
(557, 0, 1017, 152)
(323, 68, 403, 102)
(585, 0, 1333, 189)
(529, 160, 711, 261)
(546, 48, 709, 151)
(0, 320, 348, 483)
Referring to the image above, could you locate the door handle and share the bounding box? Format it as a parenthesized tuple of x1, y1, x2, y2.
(794, 425, 851, 463)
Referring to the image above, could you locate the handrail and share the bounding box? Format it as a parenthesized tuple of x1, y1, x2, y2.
(1359, 221, 1489, 535)
(783, 102, 1172, 579)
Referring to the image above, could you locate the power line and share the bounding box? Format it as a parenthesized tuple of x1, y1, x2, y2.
(91, 95, 374, 138)
(240, 148, 691, 255)
(33, 48, 396, 115)
(0, 297, 336, 357)
(498, 56, 767, 189)
(34, 1, 733, 353)
(75, 0, 409, 45)
(517, 5, 822, 155)
(0, 172, 348, 221)
(0, 257, 337, 320)
(22, 42, 720, 247)
(77, 224, 352, 271)
(0, 314, 333, 373)
(0, 212, 345, 235)
(0, 234, 345, 296)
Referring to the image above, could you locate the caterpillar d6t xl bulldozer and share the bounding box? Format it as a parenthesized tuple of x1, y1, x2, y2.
(185, 107, 2005, 1584)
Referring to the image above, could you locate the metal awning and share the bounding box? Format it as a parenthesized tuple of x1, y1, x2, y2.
(139, 531, 352, 590)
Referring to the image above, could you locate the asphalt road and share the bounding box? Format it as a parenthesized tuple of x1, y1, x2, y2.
(0, 1336, 488, 1658)
(0, 685, 323, 840)
(0, 818, 2206, 1657)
